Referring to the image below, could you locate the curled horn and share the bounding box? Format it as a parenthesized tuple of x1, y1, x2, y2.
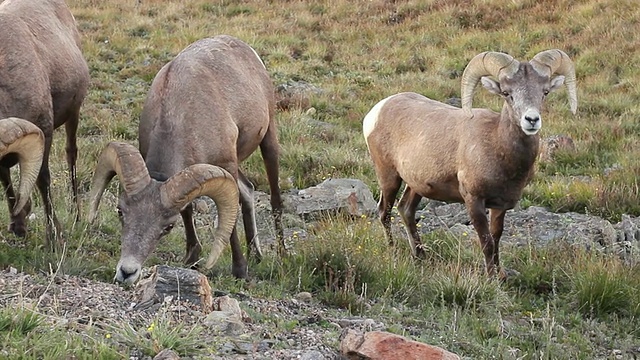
(531, 49, 578, 114)
(160, 164, 239, 269)
(88, 142, 151, 223)
(0, 118, 45, 215)
(460, 52, 520, 114)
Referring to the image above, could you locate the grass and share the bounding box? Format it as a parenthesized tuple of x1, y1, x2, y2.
(0, 0, 639, 358)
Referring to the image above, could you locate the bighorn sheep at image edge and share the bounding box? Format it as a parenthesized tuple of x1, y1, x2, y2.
(89, 35, 284, 284)
(0, 0, 90, 243)
(363, 49, 577, 277)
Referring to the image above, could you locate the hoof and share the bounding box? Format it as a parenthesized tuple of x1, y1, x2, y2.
(8, 222, 27, 238)
(232, 262, 248, 280)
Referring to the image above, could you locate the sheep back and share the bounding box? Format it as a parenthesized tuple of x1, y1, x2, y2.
(139, 35, 275, 175)
(0, 0, 89, 128)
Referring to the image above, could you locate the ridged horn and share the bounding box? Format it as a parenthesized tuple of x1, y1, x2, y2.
(88, 142, 151, 223)
(0, 118, 45, 215)
(160, 164, 239, 269)
(461, 52, 520, 114)
(531, 49, 578, 115)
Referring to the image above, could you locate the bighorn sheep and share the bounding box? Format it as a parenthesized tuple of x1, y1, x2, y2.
(363, 49, 577, 276)
(0, 0, 90, 243)
(89, 35, 284, 284)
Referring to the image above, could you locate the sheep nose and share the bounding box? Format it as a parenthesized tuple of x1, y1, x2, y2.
(116, 264, 140, 284)
(525, 114, 540, 124)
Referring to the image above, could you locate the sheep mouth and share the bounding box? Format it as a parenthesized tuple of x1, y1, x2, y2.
(521, 126, 540, 136)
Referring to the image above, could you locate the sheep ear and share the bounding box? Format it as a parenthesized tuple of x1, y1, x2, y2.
(550, 75, 565, 92)
(481, 76, 501, 95)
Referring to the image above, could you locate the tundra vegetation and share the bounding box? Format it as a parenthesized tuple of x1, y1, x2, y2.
(1, 0, 639, 359)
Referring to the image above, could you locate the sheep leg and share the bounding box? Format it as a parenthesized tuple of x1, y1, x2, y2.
(259, 124, 285, 256)
(465, 198, 496, 276)
(180, 203, 202, 267)
(36, 142, 61, 249)
(229, 228, 248, 279)
(489, 208, 506, 274)
(0, 165, 29, 237)
(377, 174, 402, 246)
(64, 114, 79, 221)
(397, 185, 425, 258)
(237, 170, 263, 262)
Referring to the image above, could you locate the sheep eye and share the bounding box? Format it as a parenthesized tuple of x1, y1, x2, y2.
(543, 90, 550, 96)
(116, 208, 123, 218)
(501, 91, 510, 97)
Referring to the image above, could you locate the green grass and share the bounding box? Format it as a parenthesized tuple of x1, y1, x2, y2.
(1, 0, 639, 358)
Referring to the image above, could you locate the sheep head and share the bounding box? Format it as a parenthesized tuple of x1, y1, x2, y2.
(461, 49, 577, 135)
(0, 117, 45, 214)
(88, 142, 239, 284)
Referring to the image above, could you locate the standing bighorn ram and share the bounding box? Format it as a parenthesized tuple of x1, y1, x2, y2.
(364, 49, 577, 277)
(0, 0, 89, 244)
(89, 35, 284, 284)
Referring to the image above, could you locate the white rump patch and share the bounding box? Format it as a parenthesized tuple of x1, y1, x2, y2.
(363, 95, 393, 145)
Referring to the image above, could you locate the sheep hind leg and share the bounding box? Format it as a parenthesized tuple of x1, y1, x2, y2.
(259, 124, 285, 257)
(465, 198, 496, 276)
(397, 185, 425, 258)
(377, 174, 402, 246)
(35, 146, 62, 249)
(237, 170, 262, 262)
(64, 112, 79, 222)
(181, 204, 202, 267)
(489, 208, 507, 278)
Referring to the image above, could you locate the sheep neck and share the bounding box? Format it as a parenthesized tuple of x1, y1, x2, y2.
(496, 104, 540, 179)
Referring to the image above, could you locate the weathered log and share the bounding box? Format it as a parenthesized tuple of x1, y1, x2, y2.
(137, 265, 213, 311)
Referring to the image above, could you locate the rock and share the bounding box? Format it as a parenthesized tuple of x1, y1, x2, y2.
(203, 295, 246, 335)
(295, 292, 313, 303)
(275, 80, 323, 111)
(502, 206, 617, 249)
(136, 265, 213, 312)
(203, 310, 244, 335)
(214, 295, 242, 313)
(153, 349, 180, 360)
(340, 329, 460, 360)
(295, 178, 377, 220)
(299, 350, 326, 360)
(539, 134, 576, 163)
(416, 203, 619, 251)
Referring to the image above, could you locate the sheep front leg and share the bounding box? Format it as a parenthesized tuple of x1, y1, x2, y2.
(181, 204, 201, 267)
(397, 185, 425, 258)
(376, 173, 402, 246)
(0, 165, 28, 237)
(489, 208, 507, 276)
(465, 198, 497, 276)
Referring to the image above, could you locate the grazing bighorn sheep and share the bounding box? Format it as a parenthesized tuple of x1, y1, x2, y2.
(0, 0, 90, 243)
(363, 49, 577, 276)
(89, 35, 284, 284)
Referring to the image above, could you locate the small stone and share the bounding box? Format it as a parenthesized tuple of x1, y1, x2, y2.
(153, 349, 180, 360)
(299, 350, 325, 360)
(295, 292, 313, 303)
